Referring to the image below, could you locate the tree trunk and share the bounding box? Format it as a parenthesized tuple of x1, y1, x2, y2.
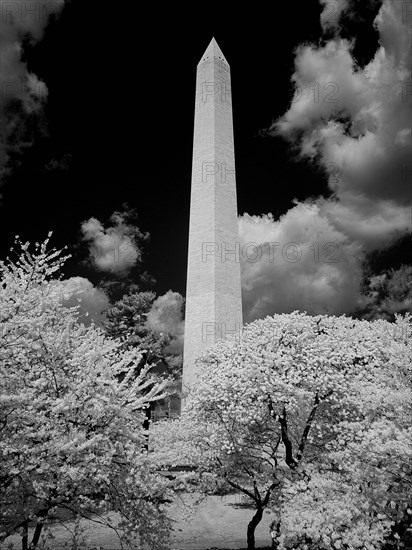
(247, 506, 263, 550)
(29, 521, 44, 549)
(22, 521, 28, 550)
(143, 403, 151, 451)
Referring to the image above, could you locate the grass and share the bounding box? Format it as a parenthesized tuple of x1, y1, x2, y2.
(2, 493, 275, 549)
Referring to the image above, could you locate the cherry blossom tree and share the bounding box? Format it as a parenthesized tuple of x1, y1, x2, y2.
(152, 312, 411, 550)
(271, 314, 412, 550)
(0, 235, 174, 549)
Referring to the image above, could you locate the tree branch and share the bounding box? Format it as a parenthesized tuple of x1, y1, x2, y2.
(280, 408, 297, 469)
(297, 390, 333, 462)
(262, 480, 278, 507)
(224, 475, 257, 503)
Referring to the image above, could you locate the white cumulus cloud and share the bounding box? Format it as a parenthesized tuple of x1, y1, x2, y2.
(242, 0, 411, 319)
(239, 203, 362, 322)
(273, 0, 411, 250)
(80, 209, 148, 278)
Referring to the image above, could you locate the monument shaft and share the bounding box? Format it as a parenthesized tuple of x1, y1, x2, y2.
(183, 39, 243, 395)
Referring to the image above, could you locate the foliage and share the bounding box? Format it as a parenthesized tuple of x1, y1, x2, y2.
(103, 291, 182, 379)
(358, 265, 412, 321)
(152, 312, 412, 550)
(0, 235, 174, 549)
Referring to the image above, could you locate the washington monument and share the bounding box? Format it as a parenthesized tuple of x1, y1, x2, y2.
(183, 38, 243, 399)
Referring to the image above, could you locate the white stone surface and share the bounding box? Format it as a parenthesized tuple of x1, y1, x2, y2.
(183, 38, 243, 398)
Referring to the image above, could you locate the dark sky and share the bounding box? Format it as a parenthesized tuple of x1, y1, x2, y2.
(1, 0, 408, 305)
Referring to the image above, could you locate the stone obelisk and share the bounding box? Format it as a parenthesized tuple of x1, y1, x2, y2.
(183, 38, 243, 400)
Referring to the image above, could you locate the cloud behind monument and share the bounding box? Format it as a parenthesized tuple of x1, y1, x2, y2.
(240, 0, 411, 322)
(273, 0, 411, 248)
(239, 203, 362, 322)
